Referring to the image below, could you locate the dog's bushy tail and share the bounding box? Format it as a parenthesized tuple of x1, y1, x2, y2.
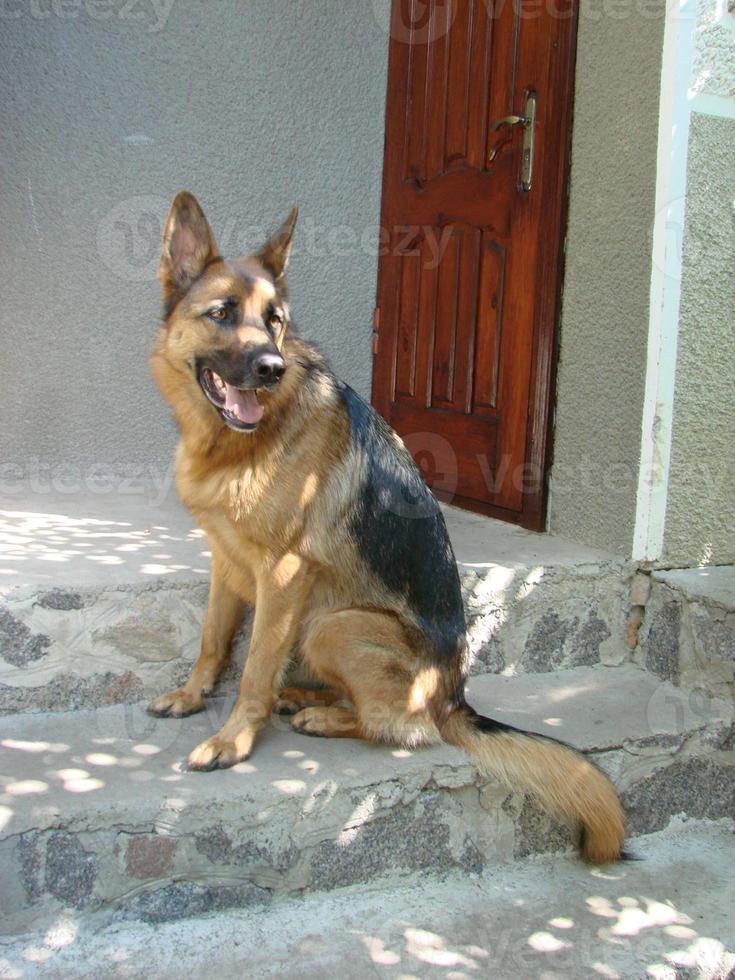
(441, 707, 625, 864)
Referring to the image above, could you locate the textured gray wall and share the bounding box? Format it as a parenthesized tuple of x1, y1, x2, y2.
(549, 4, 666, 555)
(662, 118, 735, 566)
(692, 0, 735, 100)
(0, 1, 388, 487)
(660, 0, 735, 565)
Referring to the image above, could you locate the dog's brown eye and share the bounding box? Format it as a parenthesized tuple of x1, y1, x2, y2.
(209, 307, 228, 321)
(268, 313, 283, 331)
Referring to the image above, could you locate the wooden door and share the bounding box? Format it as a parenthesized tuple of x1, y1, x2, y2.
(372, 0, 578, 529)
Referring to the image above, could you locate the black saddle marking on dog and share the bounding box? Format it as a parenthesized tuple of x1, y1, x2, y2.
(339, 383, 466, 663)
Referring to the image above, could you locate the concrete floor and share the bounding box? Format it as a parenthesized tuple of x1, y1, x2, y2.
(1, 819, 732, 980)
(0, 489, 622, 595)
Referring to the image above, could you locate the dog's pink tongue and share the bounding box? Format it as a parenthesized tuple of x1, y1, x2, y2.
(224, 384, 264, 425)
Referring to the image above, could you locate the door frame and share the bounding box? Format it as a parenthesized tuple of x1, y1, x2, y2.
(371, 0, 581, 532)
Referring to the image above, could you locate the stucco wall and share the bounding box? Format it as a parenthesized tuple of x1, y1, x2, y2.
(549, 2, 667, 555)
(0, 1, 388, 491)
(663, 113, 735, 566)
(691, 0, 735, 100)
(661, 0, 735, 565)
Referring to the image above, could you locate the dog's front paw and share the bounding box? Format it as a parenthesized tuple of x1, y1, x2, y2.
(147, 687, 205, 719)
(186, 730, 255, 772)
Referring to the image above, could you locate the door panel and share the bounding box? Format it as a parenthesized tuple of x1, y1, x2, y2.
(473, 234, 505, 413)
(372, 0, 578, 529)
(395, 402, 499, 504)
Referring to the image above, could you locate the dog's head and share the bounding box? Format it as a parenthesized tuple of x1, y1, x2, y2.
(156, 191, 298, 433)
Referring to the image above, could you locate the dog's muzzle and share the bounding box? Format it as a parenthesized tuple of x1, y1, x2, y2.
(196, 346, 286, 432)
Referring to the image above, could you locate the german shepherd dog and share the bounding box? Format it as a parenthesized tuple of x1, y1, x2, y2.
(148, 192, 625, 864)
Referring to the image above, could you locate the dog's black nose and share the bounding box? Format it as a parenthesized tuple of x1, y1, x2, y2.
(252, 353, 286, 385)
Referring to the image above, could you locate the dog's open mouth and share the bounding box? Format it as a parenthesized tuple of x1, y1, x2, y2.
(199, 368, 264, 432)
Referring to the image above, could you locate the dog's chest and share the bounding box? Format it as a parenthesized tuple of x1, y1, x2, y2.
(177, 453, 307, 549)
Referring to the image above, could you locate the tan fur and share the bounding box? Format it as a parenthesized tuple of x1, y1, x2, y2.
(274, 687, 343, 714)
(291, 705, 361, 739)
(299, 609, 445, 748)
(441, 713, 626, 865)
(298, 608, 624, 864)
(148, 192, 625, 862)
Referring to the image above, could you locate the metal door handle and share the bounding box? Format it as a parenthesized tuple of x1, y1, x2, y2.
(489, 92, 537, 193)
(491, 115, 529, 130)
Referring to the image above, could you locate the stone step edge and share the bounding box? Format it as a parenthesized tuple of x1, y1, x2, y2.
(2, 738, 733, 939)
(1, 557, 636, 715)
(1, 818, 734, 979)
(1, 666, 733, 936)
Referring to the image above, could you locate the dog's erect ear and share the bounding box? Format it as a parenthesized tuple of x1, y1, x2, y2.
(257, 206, 298, 281)
(159, 192, 219, 305)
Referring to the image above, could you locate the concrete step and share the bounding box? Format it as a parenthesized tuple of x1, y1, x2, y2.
(0, 492, 634, 714)
(1, 664, 732, 939)
(1, 818, 732, 980)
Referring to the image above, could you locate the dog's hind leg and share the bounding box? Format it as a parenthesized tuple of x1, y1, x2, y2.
(148, 548, 247, 718)
(290, 705, 361, 738)
(273, 687, 344, 715)
(300, 609, 444, 748)
(301, 609, 624, 863)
